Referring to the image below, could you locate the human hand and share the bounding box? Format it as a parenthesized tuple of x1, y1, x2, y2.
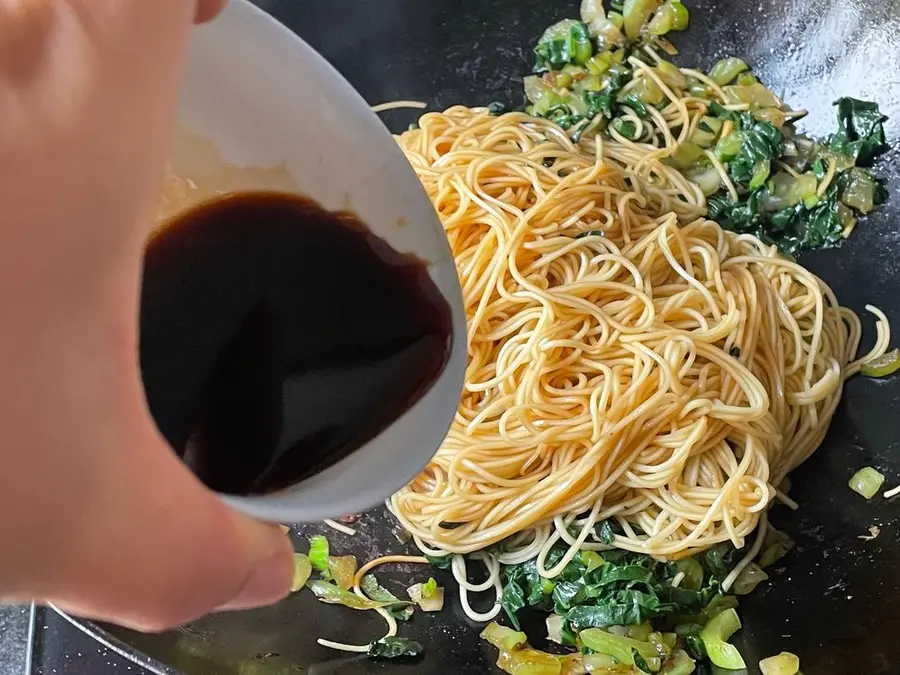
(0, 0, 294, 631)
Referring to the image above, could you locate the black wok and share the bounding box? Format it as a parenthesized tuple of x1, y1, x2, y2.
(64, 0, 900, 673)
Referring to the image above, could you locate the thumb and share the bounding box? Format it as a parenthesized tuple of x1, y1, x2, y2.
(42, 419, 294, 632)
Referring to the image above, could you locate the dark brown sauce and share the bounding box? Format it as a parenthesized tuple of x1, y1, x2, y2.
(140, 191, 452, 495)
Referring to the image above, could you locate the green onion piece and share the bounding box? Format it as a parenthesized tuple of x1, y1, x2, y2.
(524, 76, 563, 115)
(571, 22, 594, 65)
(759, 652, 801, 675)
(407, 580, 445, 612)
(308, 535, 330, 574)
(579, 628, 661, 664)
(661, 633, 678, 650)
(647, 2, 675, 35)
(628, 623, 652, 641)
(656, 60, 687, 89)
(630, 76, 666, 106)
(496, 648, 562, 675)
(737, 72, 759, 85)
(327, 555, 358, 591)
(715, 131, 744, 162)
(623, 0, 656, 38)
(608, 11, 625, 29)
(842, 167, 879, 214)
(668, 140, 704, 169)
(553, 71, 574, 89)
(688, 80, 710, 98)
(669, 1, 690, 30)
(754, 107, 787, 128)
(849, 466, 886, 499)
(481, 622, 528, 652)
(700, 608, 746, 670)
(723, 83, 780, 108)
(574, 73, 603, 92)
(580, 550, 606, 571)
(581, 653, 619, 671)
(291, 553, 312, 592)
(586, 51, 613, 75)
(307, 580, 406, 610)
(750, 159, 771, 190)
(860, 348, 900, 378)
(691, 116, 723, 147)
(674, 557, 704, 590)
(732, 562, 769, 595)
(709, 57, 749, 86)
(664, 650, 697, 675)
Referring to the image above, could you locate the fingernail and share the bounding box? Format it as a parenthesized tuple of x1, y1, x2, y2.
(216, 552, 292, 612)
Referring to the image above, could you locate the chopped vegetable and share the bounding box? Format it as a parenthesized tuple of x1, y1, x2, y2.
(545, 614, 567, 645)
(368, 636, 424, 659)
(622, 0, 656, 38)
(731, 563, 769, 595)
(497, 648, 563, 675)
(579, 629, 662, 669)
(673, 557, 704, 590)
(829, 97, 889, 166)
(708, 57, 748, 86)
(328, 555, 358, 591)
(408, 578, 445, 612)
(648, 1, 690, 35)
(308, 536, 330, 575)
(307, 579, 409, 611)
(759, 652, 801, 675)
(290, 553, 312, 592)
(361, 574, 415, 620)
(481, 622, 528, 652)
(860, 348, 900, 378)
(534, 20, 594, 71)
(758, 528, 795, 568)
(700, 608, 745, 669)
(849, 466, 886, 499)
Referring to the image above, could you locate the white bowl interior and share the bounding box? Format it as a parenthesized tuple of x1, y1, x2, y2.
(164, 0, 466, 523)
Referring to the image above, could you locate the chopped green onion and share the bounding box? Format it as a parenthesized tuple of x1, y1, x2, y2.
(759, 652, 801, 675)
(750, 159, 772, 190)
(608, 11, 625, 29)
(669, 1, 690, 30)
(732, 562, 769, 595)
(290, 553, 312, 592)
(581, 653, 619, 671)
(308, 535, 330, 574)
(849, 466, 886, 499)
(723, 83, 780, 108)
(656, 60, 687, 89)
(700, 608, 745, 669)
(668, 140, 704, 170)
(674, 557, 704, 590)
(647, 3, 675, 35)
(422, 577, 438, 598)
(842, 167, 880, 214)
(737, 72, 759, 85)
(481, 622, 528, 652)
(408, 579, 445, 612)
(586, 52, 613, 75)
(860, 348, 900, 378)
(709, 57, 749, 86)
(715, 131, 744, 162)
(688, 166, 723, 197)
(580, 550, 606, 571)
(623, 0, 656, 38)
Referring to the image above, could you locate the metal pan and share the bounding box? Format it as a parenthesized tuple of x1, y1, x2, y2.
(64, 0, 900, 672)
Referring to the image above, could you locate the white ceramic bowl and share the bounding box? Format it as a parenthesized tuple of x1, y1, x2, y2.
(165, 0, 465, 523)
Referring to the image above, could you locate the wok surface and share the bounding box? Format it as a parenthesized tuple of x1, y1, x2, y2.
(77, 0, 900, 673)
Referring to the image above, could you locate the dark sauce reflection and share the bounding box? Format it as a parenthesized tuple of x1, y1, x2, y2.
(140, 191, 453, 495)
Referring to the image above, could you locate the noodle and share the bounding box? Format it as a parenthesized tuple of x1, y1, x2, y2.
(385, 106, 889, 616)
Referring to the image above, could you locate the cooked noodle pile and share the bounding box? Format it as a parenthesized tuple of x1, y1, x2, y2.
(385, 106, 887, 619)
